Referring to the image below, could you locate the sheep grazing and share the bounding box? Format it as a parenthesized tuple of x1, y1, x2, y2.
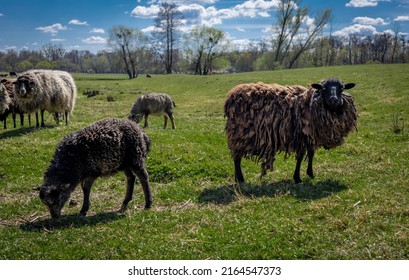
(0, 79, 24, 129)
(224, 78, 358, 184)
(129, 93, 176, 129)
(39, 118, 152, 218)
(13, 69, 77, 127)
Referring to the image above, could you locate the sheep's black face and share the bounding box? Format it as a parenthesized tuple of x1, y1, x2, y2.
(13, 78, 36, 98)
(129, 113, 143, 123)
(39, 184, 70, 218)
(311, 78, 355, 113)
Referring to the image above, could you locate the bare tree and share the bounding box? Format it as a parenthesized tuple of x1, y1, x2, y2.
(272, 0, 307, 64)
(42, 43, 65, 62)
(151, 2, 183, 74)
(184, 25, 227, 75)
(272, 0, 332, 69)
(108, 25, 147, 79)
(287, 8, 332, 68)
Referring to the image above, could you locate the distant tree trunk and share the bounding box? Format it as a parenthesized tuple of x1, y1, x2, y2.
(152, 3, 183, 74)
(108, 25, 147, 79)
(185, 26, 226, 75)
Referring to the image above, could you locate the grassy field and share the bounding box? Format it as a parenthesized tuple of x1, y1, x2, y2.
(0, 64, 408, 259)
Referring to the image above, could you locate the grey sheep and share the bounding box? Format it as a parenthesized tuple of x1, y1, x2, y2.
(0, 79, 24, 129)
(224, 78, 358, 184)
(129, 93, 176, 129)
(39, 118, 152, 218)
(13, 69, 77, 127)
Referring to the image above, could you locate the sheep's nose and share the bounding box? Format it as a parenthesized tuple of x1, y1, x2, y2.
(329, 96, 338, 103)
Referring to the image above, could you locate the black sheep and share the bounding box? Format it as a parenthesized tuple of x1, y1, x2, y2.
(39, 118, 152, 218)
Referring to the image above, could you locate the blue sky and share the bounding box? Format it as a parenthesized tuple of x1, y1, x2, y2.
(1, 0, 408, 53)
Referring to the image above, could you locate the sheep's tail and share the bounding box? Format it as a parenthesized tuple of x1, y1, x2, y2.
(172, 101, 176, 108)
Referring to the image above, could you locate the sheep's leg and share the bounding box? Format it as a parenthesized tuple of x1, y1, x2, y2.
(133, 167, 152, 209)
(54, 113, 60, 125)
(35, 112, 39, 127)
(80, 177, 96, 216)
(65, 112, 68, 125)
(293, 152, 305, 184)
(234, 156, 245, 183)
(163, 115, 168, 129)
(2, 120, 6, 129)
(12, 112, 16, 128)
(40, 110, 46, 127)
(19, 112, 24, 127)
(306, 150, 315, 179)
(119, 169, 136, 213)
(143, 113, 149, 128)
(28, 113, 31, 127)
(167, 112, 176, 129)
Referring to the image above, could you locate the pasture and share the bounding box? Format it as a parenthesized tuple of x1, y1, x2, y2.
(0, 64, 408, 259)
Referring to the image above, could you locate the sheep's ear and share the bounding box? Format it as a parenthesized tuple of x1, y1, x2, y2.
(1, 79, 7, 84)
(344, 83, 355, 90)
(311, 83, 323, 90)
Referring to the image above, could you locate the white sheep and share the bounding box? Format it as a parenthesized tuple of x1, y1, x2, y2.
(13, 69, 77, 127)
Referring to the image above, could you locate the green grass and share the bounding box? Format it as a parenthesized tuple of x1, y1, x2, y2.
(0, 64, 408, 259)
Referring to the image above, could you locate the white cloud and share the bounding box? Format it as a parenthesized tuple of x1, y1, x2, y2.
(234, 0, 280, 18)
(90, 28, 105, 34)
(69, 19, 89, 26)
(353, 16, 389, 25)
(132, 0, 279, 27)
(50, 38, 66, 42)
(82, 36, 107, 44)
(236, 27, 245, 32)
(0, 13, 4, 16)
(346, 0, 390, 8)
(36, 23, 67, 35)
(131, 5, 160, 18)
(382, 29, 395, 36)
(333, 24, 378, 37)
(303, 16, 315, 27)
(141, 25, 160, 33)
(394, 15, 409, 21)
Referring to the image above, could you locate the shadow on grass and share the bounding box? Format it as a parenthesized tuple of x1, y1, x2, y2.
(0, 125, 54, 139)
(19, 211, 124, 232)
(198, 179, 348, 205)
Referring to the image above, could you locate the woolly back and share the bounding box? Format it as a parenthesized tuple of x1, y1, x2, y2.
(131, 93, 174, 115)
(224, 82, 358, 164)
(45, 118, 150, 185)
(15, 70, 77, 113)
(224, 82, 307, 161)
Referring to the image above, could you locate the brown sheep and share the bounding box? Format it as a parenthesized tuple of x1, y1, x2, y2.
(224, 78, 357, 184)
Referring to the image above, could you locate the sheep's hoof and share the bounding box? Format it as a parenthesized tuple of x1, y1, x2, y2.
(293, 177, 302, 184)
(118, 206, 127, 214)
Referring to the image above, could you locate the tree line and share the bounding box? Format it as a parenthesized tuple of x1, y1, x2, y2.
(1, 0, 408, 78)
